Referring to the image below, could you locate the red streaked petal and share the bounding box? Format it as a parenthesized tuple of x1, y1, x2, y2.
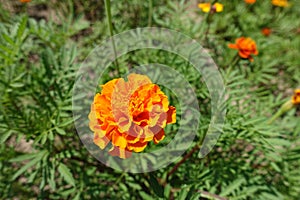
(153, 129, 165, 144)
(109, 146, 132, 159)
(94, 134, 109, 149)
(166, 106, 176, 124)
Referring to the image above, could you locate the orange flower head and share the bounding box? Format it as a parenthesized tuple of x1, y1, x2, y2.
(271, 0, 289, 7)
(244, 0, 256, 4)
(228, 37, 259, 62)
(198, 2, 223, 13)
(88, 74, 176, 159)
(261, 28, 272, 37)
(20, 0, 31, 3)
(292, 89, 300, 105)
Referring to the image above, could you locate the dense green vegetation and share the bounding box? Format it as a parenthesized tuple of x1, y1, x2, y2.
(0, 0, 299, 199)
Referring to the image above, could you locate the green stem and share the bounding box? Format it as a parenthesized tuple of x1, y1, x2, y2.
(267, 109, 283, 125)
(166, 144, 200, 180)
(104, 0, 120, 76)
(204, 14, 212, 41)
(148, 0, 153, 27)
(267, 100, 294, 124)
(109, 172, 126, 191)
(230, 53, 240, 68)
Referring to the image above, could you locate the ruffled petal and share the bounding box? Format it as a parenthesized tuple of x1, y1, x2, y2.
(94, 134, 109, 149)
(109, 146, 132, 159)
(214, 3, 223, 12)
(239, 50, 250, 59)
(228, 44, 238, 49)
(153, 129, 165, 144)
(198, 3, 211, 13)
(112, 131, 127, 149)
(127, 141, 148, 152)
(166, 106, 176, 124)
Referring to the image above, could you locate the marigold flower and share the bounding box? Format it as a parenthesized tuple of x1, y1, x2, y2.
(20, 0, 31, 3)
(88, 74, 176, 159)
(271, 0, 289, 7)
(261, 28, 272, 37)
(292, 89, 300, 105)
(198, 2, 223, 13)
(244, 0, 256, 4)
(228, 37, 258, 62)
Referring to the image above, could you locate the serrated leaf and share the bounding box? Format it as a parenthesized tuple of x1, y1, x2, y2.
(266, 138, 291, 147)
(49, 166, 56, 190)
(58, 163, 76, 187)
(270, 162, 281, 172)
(149, 174, 164, 198)
(74, 192, 81, 200)
(55, 127, 66, 135)
(9, 153, 37, 162)
(10, 83, 24, 88)
(127, 181, 142, 190)
(59, 187, 76, 197)
(220, 178, 245, 196)
(59, 118, 75, 127)
(17, 16, 28, 42)
(139, 191, 153, 200)
(11, 150, 47, 180)
(27, 167, 39, 183)
(178, 186, 189, 200)
(2, 33, 14, 46)
(0, 130, 12, 143)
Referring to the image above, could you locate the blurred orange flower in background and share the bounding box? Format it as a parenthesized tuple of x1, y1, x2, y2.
(88, 74, 176, 159)
(198, 2, 223, 13)
(228, 37, 259, 62)
(244, 0, 256, 4)
(261, 28, 272, 36)
(20, 0, 31, 3)
(292, 89, 300, 105)
(272, 0, 289, 7)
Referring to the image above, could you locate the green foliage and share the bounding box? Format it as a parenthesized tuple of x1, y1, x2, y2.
(0, 0, 299, 199)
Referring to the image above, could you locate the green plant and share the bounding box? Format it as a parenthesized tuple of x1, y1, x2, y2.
(1, 0, 299, 199)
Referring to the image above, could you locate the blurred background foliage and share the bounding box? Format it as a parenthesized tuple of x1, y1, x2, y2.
(0, 0, 299, 199)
